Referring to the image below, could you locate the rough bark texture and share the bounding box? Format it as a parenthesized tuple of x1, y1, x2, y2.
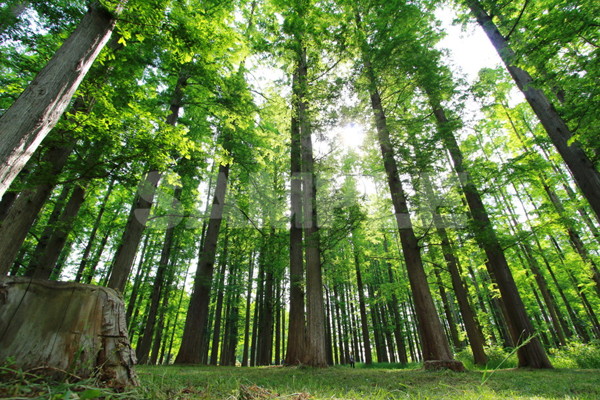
(467, 0, 600, 223)
(0, 277, 138, 388)
(0, 2, 125, 198)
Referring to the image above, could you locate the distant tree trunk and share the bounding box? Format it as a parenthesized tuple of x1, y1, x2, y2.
(466, 0, 600, 223)
(175, 163, 229, 364)
(29, 183, 86, 279)
(257, 240, 275, 365)
(0, 143, 73, 275)
(285, 58, 306, 366)
(422, 174, 488, 365)
(75, 179, 115, 282)
(429, 97, 551, 368)
(209, 226, 229, 366)
(125, 234, 151, 323)
(352, 241, 373, 364)
(241, 252, 255, 367)
(0, 1, 125, 198)
(136, 187, 183, 364)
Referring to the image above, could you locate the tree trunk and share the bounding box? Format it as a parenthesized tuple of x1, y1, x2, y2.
(361, 52, 460, 369)
(107, 170, 161, 292)
(298, 45, 327, 367)
(241, 252, 255, 366)
(466, 0, 600, 223)
(0, 2, 125, 198)
(0, 143, 73, 275)
(285, 57, 306, 366)
(30, 183, 86, 279)
(136, 187, 182, 364)
(0, 277, 138, 388)
(75, 180, 115, 282)
(209, 226, 229, 365)
(430, 99, 551, 368)
(175, 163, 229, 364)
(352, 241, 372, 364)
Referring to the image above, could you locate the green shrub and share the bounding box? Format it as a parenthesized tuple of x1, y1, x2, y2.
(551, 341, 600, 369)
(455, 345, 518, 370)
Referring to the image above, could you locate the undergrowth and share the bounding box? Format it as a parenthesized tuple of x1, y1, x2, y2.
(2, 341, 599, 399)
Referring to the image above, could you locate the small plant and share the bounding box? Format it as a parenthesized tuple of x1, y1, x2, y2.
(0, 362, 140, 399)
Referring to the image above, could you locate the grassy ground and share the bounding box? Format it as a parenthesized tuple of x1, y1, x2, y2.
(132, 364, 600, 400)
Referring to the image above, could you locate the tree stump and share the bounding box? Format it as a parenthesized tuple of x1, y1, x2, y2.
(0, 277, 138, 388)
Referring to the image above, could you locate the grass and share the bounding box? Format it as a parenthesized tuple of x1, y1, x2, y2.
(3, 344, 600, 399)
(133, 364, 600, 400)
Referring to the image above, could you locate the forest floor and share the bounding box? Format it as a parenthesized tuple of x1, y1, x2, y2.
(3, 363, 600, 399)
(132, 364, 600, 400)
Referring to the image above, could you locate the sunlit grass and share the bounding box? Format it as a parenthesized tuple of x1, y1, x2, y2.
(136, 364, 600, 399)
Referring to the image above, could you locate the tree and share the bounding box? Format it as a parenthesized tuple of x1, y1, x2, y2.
(0, 1, 125, 197)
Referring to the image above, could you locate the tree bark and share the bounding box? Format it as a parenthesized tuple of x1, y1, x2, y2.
(360, 52, 459, 368)
(0, 143, 73, 275)
(107, 170, 161, 292)
(298, 45, 327, 367)
(430, 100, 551, 368)
(30, 183, 86, 279)
(285, 56, 307, 366)
(0, 2, 125, 198)
(175, 163, 229, 364)
(0, 277, 138, 388)
(352, 240, 373, 364)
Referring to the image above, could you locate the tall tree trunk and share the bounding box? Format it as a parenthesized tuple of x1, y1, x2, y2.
(0, 143, 73, 275)
(298, 45, 327, 367)
(257, 240, 275, 365)
(107, 170, 161, 292)
(241, 252, 255, 367)
(0, 1, 125, 197)
(108, 69, 187, 292)
(136, 187, 183, 364)
(285, 56, 306, 367)
(359, 47, 459, 368)
(466, 0, 600, 223)
(429, 98, 551, 368)
(209, 230, 229, 366)
(75, 179, 115, 282)
(352, 240, 372, 364)
(175, 163, 229, 364)
(30, 183, 87, 279)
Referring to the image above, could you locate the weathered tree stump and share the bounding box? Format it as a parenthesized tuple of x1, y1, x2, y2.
(0, 277, 138, 388)
(423, 359, 466, 372)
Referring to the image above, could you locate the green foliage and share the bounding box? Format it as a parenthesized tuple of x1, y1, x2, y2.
(551, 341, 600, 369)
